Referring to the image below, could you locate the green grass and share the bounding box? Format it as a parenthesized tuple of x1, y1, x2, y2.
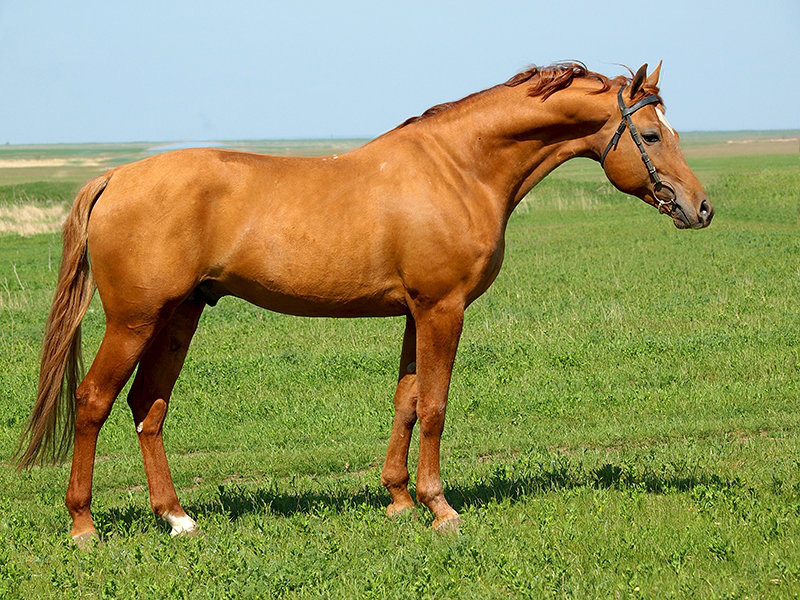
(0, 181, 80, 208)
(1, 144, 799, 598)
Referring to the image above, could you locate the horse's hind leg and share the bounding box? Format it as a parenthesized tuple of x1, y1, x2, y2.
(381, 316, 418, 516)
(66, 320, 160, 545)
(126, 299, 204, 537)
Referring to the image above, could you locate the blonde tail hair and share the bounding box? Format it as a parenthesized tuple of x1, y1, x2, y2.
(15, 175, 109, 468)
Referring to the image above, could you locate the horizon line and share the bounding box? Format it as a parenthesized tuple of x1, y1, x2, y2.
(3, 128, 799, 149)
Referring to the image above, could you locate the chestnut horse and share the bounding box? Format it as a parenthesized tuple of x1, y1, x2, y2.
(17, 62, 712, 544)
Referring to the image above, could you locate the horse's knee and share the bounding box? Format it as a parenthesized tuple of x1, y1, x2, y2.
(417, 404, 446, 437)
(149, 497, 172, 517)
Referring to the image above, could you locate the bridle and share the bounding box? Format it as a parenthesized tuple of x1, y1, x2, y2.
(600, 85, 676, 213)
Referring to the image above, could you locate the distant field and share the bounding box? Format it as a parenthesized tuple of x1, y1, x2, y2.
(0, 134, 799, 598)
(0, 139, 366, 187)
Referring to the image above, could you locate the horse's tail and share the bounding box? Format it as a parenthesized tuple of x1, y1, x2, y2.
(15, 174, 110, 469)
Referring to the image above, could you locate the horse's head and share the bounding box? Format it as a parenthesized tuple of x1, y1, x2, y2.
(599, 63, 713, 229)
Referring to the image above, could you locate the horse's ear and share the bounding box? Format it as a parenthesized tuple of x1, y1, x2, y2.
(629, 64, 648, 98)
(645, 60, 662, 90)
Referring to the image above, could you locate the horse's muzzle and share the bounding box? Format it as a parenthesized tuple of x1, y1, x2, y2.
(671, 197, 713, 229)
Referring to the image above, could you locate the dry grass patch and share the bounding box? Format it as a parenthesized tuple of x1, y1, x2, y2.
(0, 204, 67, 236)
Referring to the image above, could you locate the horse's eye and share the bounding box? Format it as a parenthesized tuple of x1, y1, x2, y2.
(642, 132, 660, 144)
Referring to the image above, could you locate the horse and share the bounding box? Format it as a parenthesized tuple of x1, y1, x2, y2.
(16, 62, 713, 545)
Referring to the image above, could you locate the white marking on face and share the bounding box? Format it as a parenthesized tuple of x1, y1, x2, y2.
(163, 512, 197, 537)
(656, 107, 677, 136)
(136, 422, 144, 434)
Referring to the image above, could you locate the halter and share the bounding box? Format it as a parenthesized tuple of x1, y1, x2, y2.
(600, 86, 675, 213)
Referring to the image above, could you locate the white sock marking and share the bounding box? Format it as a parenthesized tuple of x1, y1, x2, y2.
(164, 512, 197, 537)
(136, 422, 144, 434)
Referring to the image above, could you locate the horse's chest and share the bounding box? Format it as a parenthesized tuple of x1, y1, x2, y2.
(466, 243, 505, 303)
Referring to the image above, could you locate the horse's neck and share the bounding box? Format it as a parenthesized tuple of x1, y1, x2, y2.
(413, 84, 612, 216)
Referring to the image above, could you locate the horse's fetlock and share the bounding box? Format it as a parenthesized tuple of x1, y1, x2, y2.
(381, 469, 410, 490)
(415, 482, 444, 504)
(65, 490, 91, 515)
(150, 493, 182, 518)
(150, 502, 169, 517)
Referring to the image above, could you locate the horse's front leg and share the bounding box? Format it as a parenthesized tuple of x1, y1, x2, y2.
(412, 299, 464, 530)
(381, 316, 418, 516)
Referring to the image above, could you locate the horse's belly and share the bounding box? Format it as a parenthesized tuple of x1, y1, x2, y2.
(213, 212, 409, 316)
(217, 272, 408, 318)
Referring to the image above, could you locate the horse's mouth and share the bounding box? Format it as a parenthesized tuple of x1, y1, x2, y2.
(671, 203, 692, 229)
(646, 181, 712, 230)
(668, 196, 713, 230)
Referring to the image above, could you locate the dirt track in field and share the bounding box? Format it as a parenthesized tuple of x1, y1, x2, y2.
(682, 137, 798, 159)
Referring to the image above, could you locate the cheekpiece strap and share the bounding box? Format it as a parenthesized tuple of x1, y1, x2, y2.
(599, 86, 662, 166)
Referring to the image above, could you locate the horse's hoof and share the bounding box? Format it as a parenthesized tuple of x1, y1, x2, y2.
(433, 514, 462, 534)
(71, 530, 101, 550)
(386, 502, 415, 518)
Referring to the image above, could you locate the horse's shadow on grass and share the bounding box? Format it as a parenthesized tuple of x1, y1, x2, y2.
(99, 461, 739, 534)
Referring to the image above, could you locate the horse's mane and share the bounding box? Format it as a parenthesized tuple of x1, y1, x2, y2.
(398, 62, 661, 128)
(507, 62, 612, 99)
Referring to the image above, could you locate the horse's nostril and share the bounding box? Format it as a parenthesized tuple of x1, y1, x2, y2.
(698, 199, 714, 225)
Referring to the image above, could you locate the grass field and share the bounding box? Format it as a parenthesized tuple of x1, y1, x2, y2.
(0, 132, 799, 598)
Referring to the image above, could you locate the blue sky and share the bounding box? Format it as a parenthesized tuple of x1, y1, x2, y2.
(1, 0, 798, 144)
